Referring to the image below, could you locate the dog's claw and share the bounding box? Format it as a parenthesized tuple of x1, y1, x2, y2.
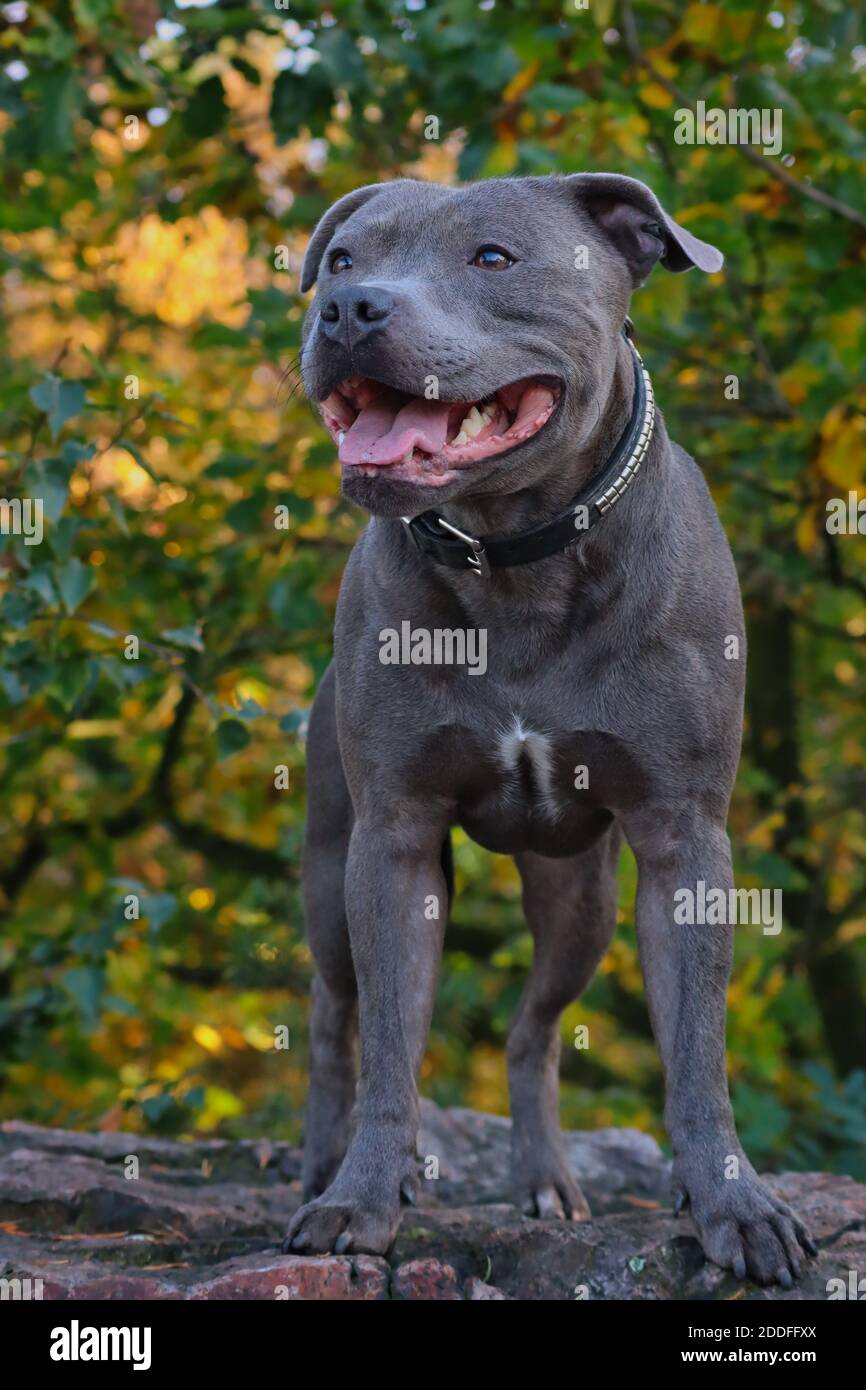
(777, 1267, 793, 1290)
(673, 1190, 689, 1217)
(733, 1256, 747, 1280)
(400, 1180, 416, 1206)
(334, 1232, 352, 1254)
(288, 1231, 310, 1253)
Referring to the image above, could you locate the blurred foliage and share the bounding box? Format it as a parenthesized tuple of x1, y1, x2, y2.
(0, 0, 864, 1175)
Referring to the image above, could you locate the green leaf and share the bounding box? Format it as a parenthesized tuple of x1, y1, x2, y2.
(107, 492, 129, 536)
(268, 575, 321, 629)
(1, 590, 41, 630)
(56, 556, 93, 613)
(279, 709, 308, 735)
(48, 516, 81, 562)
(39, 68, 82, 154)
(185, 75, 227, 139)
(225, 493, 266, 533)
(235, 696, 263, 720)
(29, 376, 86, 439)
(141, 892, 178, 933)
(271, 66, 334, 142)
(283, 493, 316, 524)
(62, 440, 95, 464)
(316, 29, 366, 91)
(525, 83, 586, 115)
(141, 1093, 175, 1123)
(62, 965, 104, 1031)
(50, 658, 96, 712)
(25, 456, 72, 523)
(231, 57, 262, 86)
(0, 670, 26, 705)
(72, 0, 115, 30)
(23, 567, 58, 606)
(204, 453, 255, 479)
(216, 718, 251, 760)
(160, 624, 204, 652)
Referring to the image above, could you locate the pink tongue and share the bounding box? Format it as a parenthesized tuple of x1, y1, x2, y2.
(339, 390, 452, 466)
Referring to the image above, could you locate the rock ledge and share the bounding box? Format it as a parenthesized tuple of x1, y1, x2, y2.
(0, 1102, 862, 1300)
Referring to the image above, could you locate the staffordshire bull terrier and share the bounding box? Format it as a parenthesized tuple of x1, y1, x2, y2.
(283, 173, 816, 1288)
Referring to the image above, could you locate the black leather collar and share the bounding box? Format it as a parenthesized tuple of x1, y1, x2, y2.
(401, 322, 654, 576)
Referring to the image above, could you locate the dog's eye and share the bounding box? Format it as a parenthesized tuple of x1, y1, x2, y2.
(330, 251, 353, 273)
(471, 245, 514, 270)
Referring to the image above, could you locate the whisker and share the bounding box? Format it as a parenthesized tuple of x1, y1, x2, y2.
(276, 353, 306, 405)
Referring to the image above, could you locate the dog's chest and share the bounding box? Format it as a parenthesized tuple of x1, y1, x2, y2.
(450, 712, 643, 857)
(494, 717, 563, 815)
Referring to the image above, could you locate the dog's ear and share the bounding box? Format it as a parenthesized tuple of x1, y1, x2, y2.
(566, 172, 723, 285)
(300, 182, 391, 293)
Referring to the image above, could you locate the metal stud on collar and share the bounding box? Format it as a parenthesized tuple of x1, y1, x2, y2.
(593, 343, 655, 518)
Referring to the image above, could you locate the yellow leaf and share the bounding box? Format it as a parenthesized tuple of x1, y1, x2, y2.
(643, 51, 679, 80)
(590, 0, 617, 28)
(67, 720, 125, 739)
(816, 416, 866, 490)
(193, 1024, 224, 1055)
(747, 811, 784, 849)
(736, 192, 771, 213)
(796, 509, 817, 554)
(486, 136, 518, 177)
(640, 82, 674, 109)
(837, 918, 866, 945)
(502, 61, 539, 104)
(681, 3, 724, 45)
(188, 887, 215, 911)
(828, 309, 863, 349)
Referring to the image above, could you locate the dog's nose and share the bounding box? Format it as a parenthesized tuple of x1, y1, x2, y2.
(319, 284, 394, 343)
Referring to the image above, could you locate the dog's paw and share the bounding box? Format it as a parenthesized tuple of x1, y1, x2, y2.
(513, 1156, 591, 1222)
(283, 1191, 401, 1256)
(676, 1166, 817, 1287)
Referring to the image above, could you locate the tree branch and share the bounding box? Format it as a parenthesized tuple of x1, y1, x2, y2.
(619, 1, 866, 229)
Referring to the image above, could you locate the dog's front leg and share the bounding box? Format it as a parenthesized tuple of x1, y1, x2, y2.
(284, 811, 448, 1256)
(624, 807, 816, 1287)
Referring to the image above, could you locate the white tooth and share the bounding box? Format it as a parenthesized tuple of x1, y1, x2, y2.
(459, 404, 494, 438)
(337, 430, 345, 444)
(452, 430, 469, 446)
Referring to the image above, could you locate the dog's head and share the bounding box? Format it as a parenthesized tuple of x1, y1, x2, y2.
(299, 175, 722, 518)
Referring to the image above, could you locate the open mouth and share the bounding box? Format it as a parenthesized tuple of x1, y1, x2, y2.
(319, 375, 562, 484)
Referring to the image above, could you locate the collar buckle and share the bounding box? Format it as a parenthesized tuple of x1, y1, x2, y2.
(434, 516, 490, 577)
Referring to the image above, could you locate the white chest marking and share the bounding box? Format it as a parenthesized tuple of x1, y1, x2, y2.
(496, 716, 561, 818)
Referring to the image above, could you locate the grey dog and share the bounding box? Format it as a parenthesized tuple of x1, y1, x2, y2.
(283, 173, 815, 1288)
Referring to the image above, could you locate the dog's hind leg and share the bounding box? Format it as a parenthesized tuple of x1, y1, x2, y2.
(301, 662, 357, 1200)
(510, 826, 621, 1220)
